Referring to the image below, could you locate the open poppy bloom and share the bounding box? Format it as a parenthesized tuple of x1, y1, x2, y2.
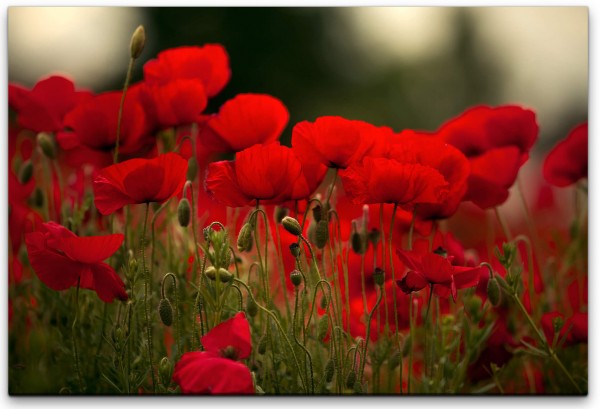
(143, 44, 230, 97)
(173, 312, 254, 394)
(93, 153, 188, 215)
(24, 222, 127, 302)
(198, 93, 289, 153)
(438, 105, 538, 209)
(396, 248, 484, 301)
(206, 142, 326, 207)
(543, 122, 588, 187)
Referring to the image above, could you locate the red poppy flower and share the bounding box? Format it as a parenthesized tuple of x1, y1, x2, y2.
(62, 90, 151, 160)
(133, 79, 208, 132)
(396, 248, 484, 301)
(24, 222, 127, 303)
(9, 75, 92, 133)
(438, 105, 539, 209)
(206, 143, 326, 207)
(292, 116, 395, 169)
(198, 94, 289, 152)
(93, 153, 188, 215)
(339, 156, 449, 208)
(543, 123, 588, 187)
(172, 312, 254, 394)
(143, 44, 230, 97)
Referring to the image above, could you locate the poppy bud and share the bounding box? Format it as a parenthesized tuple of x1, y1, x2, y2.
(275, 206, 288, 224)
(317, 315, 329, 341)
(290, 269, 302, 287)
(158, 356, 172, 387)
(258, 334, 268, 355)
(31, 187, 44, 208)
(388, 350, 401, 369)
(315, 219, 329, 249)
(324, 358, 335, 383)
(289, 243, 301, 258)
(487, 277, 501, 307)
(553, 316, 565, 334)
(373, 267, 385, 287)
(130, 25, 146, 59)
(37, 132, 57, 159)
(186, 157, 197, 181)
(246, 295, 258, 317)
(217, 268, 233, 283)
(282, 216, 302, 236)
(312, 205, 323, 222)
(351, 221, 366, 254)
(320, 294, 328, 309)
(368, 228, 381, 247)
(237, 223, 253, 252)
(18, 160, 33, 184)
(345, 370, 356, 389)
(158, 298, 173, 327)
(177, 198, 191, 227)
(402, 336, 412, 357)
(204, 265, 217, 280)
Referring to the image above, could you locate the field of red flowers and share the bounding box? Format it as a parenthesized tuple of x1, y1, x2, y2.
(8, 25, 587, 395)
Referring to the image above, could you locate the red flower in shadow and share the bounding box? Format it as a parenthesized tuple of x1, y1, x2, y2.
(173, 312, 254, 394)
(438, 105, 538, 209)
(198, 93, 289, 153)
(93, 153, 188, 215)
(543, 122, 587, 187)
(143, 44, 230, 97)
(24, 222, 127, 302)
(206, 142, 326, 207)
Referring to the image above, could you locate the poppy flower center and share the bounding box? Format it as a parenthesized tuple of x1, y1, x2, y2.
(220, 345, 239, 361)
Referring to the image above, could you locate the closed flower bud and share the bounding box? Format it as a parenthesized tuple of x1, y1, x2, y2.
(402, 336, 412, 357)
(130, 25, 146, 59)
(204, 265, 217, 280)
(345, 370, 356, 389)
(258, 334, 268, 355)
(159, 357, 172, 387)
(217, 268, 233, 283)
(282, 216, 302, 236)
(18, 160, 33, 184)
(324, 358, 335, 383)
(290, 269, 302, 287)
(317, 315, 329, 341)
(487, 277, 501, 307)
(315, 219, 329, 249)
(289, 243, 301, 258)
(158, 298, 173, 326)
(177, 198, 191, 227)
(312, 205, 323, 222)
(373, 267, 385, 287)
(275, 206, 288, 224)
(351, 221, 366, 254)
(31, 187, 44, 207)
(388, 350, 401, 369)
(368, 228, 381, 247)
(237, 223, 253, 252)
(246, 296, 258, 317)
(37, 132, 56, 159)
(187, 157, 197, 181)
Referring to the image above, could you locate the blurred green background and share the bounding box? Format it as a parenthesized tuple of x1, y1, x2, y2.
(8, 7, 588, 152)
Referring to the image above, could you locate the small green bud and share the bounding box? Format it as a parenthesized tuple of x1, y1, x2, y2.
(246, 296, 258, 317)
(130, 25, 146, 59)
(312, 205, 322, 222)
(275, 206, 288, 224)
(282, 216, 302, 236)
(158, 298, 173, 327)
(290, 269, 302, 287)
(324, 358, 335, 383)
(258, 334, 268, 355)
(18, 160, 33, 184)
(186, 157, 198, 181)
(368, 228, 381, 247)
(345, 370, 356, 389)
(402, 336, 412, 358)
(204, 265, 217, 280)
(315, 219, 329, 249)
(373, 267, 385, 287)
(177, 198, 191, 227)
(237, 223, 253, 252)
(31, 187, 44, 207)
(158, 357, 172, 387)
(487, 277, 501, 307)
(217, 268, 233, 283)
(388, 350, 401, 369)
(317, 315, 329, 341)
(553, 316, 565, 334)
(37, 132, 56, 159)
(289, 243, 301, 258)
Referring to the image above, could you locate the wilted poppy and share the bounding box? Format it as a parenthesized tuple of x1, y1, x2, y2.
(25, 222, 127, 302)
(438, 105, 539, 209)
(543, 123, 588, 187)
(172, 312, 254, 394)
(93, 153, 188, 215)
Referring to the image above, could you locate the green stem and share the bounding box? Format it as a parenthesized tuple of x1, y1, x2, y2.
(389, 203, 400, 342)
(114, 57, 135, 164)
(294, 287, 315, 393)
(72, 277, 84, 393)
(359, 285, 383, 383)
(494, 206, 513, 242)
(140, 203, 157, 392)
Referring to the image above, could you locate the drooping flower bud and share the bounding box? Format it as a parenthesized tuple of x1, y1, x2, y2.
(345, 370, 356, 389)
(31, 187, 44, 207)
(158, 298, 173, 327)
(317, 315, 329, 341)
(373, 267, 385, 287)
(368, 228, 381, 247)
(18, 160, 33, 184)
(275, 206, 288, 224)
(217, 267, 233, 283)
(324, 358, 335, 383)
(282, 216, 302, 236)
(159, 357, 173, 387)
(289, 243, 301, 258)
(246, 295, 258, 317)
(237, 223, 253, 252)
(130, 25, 146, 59)
(312, 205, 322, 223)
(314, 219, 329, 249)
(37, 132, 56, 159)
(487, 277, 501, 307)
(290, 269, 302, 287)
(351, 220, 366, 254)
(204, 266, 217, 280)
(258, 334, 268, 355)
(177, 198, 191, 227)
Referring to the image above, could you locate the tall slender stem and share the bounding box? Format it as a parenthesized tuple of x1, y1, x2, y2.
(140, 203, 157, 392)
(72, 277, 84, 393)
(389, 203, 400, 343)
(114, 57, 135, 164)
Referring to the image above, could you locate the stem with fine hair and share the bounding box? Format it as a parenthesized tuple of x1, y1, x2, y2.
(113, 57, 135, 164)
(140, 203, 157, 392)
(359, 285, 383, 383)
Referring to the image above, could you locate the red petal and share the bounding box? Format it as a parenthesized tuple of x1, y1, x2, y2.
(59, 234, 124, 264)
(202, 312, 252, 359)
(543, 123, 588, 187)
(86, 263, 128, 303)
(205, 160, 253, 207)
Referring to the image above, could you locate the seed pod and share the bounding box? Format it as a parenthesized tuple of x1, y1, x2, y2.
(345, 370, 356, 389)
(258, 334, 268, 355)
(289, 243, 301, 258)
(388, 350, 401, 369)
(315, 219, 329, 249)
(37, 132, 57, 159)
(402, 336, 412, 357)
(282, 216, 302, 236)
(373, 267, 385, 287)
(158, 298, 173, 327)
(487, 277, 501, 307)
(324, 358, 335, 383)
(317, 315, 329, 341)
(246, 296, 258, 317)
(177, 198, 191, 227)
(18, 160, 33, 184)
(187, 157, 198, 181)
(130, 25, 146, 59)
(290, 269, 302, 287)
(237, 223, 253, 252)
